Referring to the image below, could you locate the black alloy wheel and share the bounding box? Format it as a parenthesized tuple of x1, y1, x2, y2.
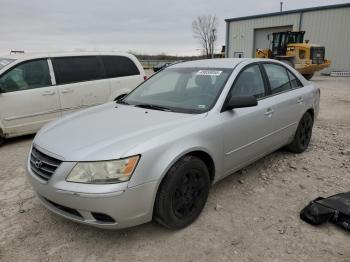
(172, 169, 206, 219)
(287, 112, 313, 153)
(154, 156, 210, 229)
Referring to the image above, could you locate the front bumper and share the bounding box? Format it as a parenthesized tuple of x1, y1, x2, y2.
(26, 153, 157, 229)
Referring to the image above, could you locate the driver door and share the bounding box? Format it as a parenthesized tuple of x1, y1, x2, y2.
(0, 59, 61, 137)
(220, 64, 279, 175)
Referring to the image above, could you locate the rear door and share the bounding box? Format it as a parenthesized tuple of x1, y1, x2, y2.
(101, 55, 143, 100)
(261, 62, 304, 146)
(51, 56, 110, 115)
(0, 59, 60, 137)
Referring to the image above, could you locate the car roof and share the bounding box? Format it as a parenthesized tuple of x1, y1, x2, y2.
(170, 58, 250, 69)
(0, 51, 134, 60)
(170, 58, 292, 69)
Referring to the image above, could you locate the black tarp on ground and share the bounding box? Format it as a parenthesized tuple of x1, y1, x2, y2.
(300, 192, 350, 231)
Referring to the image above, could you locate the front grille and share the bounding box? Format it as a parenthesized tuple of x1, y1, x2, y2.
(310, 46, 325, 64)
(30, 147, 62, 181)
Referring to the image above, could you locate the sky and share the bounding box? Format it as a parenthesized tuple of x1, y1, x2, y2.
(0, 0, 349, 56)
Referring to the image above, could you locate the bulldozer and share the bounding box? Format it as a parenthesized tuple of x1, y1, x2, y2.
(255, 31, 331, 80)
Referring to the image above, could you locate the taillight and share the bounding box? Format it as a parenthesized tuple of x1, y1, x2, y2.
(144, 76, 148, 81)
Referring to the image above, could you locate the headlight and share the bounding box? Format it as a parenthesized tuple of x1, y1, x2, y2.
(66, 155, 140, 184)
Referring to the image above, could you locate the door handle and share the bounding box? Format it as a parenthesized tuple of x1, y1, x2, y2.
(61, 88, 74, 94)
(297, 97, 304, 104)
(42, 90, 56, 96)
(264, 108, 274, 117)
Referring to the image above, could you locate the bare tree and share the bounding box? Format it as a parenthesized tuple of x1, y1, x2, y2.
(192, 15, 218, 58)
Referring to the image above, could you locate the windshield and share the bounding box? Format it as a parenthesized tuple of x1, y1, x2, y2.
(0, 58, 16, 70)
(122, 67, 232, 114)
(273, 33, 286, 49)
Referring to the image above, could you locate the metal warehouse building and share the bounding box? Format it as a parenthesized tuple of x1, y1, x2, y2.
(225, 3, 350, 73)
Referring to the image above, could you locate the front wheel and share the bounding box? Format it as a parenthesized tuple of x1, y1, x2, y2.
(286, 112, 314, 153)
(154, 156, 210, 229)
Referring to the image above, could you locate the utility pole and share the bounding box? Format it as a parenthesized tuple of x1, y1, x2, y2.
(280, 2, 283, 12)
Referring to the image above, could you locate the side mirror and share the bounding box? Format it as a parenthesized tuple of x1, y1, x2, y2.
(224, 95, 258, 111)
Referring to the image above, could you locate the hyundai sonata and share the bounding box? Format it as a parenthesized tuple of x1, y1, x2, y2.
(27, 58, 319, 229)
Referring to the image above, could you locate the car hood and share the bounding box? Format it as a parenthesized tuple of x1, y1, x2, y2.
(34, 102, 206, 161)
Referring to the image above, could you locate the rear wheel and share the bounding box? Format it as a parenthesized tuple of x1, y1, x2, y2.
(286, 112, 313, 153)
(303, 73, 314, 80)
(0, 136, 4, 147)
(154, 156, 210, 229)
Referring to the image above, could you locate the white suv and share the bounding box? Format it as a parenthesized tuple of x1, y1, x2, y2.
(0, 52, 145, 144)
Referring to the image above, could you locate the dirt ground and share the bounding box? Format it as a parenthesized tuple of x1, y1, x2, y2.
(0, 76, 349, 262)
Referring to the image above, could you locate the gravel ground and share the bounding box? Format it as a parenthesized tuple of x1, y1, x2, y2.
(0, 76, 349, 262)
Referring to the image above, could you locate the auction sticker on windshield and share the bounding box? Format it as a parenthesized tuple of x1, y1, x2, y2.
(196, 70, 222, 76)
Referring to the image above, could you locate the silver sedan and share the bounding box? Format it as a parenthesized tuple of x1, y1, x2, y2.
(27, 58, 320, 229)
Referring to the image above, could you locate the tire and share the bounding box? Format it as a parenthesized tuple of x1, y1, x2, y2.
(303, 73, 314, 80)
(286, 112, 314, 153)
(154, 156, 210, 229)
(0, 136, 4, 147)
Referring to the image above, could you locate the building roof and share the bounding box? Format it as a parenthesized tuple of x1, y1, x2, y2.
(225, 2, 350, 22)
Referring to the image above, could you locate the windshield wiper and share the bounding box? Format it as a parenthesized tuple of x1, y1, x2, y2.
(134, 103, 173, 112)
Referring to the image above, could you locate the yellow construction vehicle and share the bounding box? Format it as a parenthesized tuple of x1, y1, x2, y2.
(256, 31, 331, 80)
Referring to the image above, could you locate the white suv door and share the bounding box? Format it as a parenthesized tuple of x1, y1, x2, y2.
(51, 56, 110, 115)
(0, 59, 60, 137)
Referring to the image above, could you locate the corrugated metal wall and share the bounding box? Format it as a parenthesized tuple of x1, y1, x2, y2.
(227, 6, 350, 72)
(302, 7, 350, 72)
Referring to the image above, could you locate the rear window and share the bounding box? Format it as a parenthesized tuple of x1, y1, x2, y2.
(288, 70, 303, 88)
(101, 56, 140, 78)
(52, 56, 104, 85)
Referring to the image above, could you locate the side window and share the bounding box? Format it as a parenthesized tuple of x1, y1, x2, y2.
(287, 70, 303, 88)
(231, 65, 266, 99)
(263, 64, 291, 94)
(101, 56, 140, 78)
(52, 56, 103, 85)
(0, 59, 51, 93)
